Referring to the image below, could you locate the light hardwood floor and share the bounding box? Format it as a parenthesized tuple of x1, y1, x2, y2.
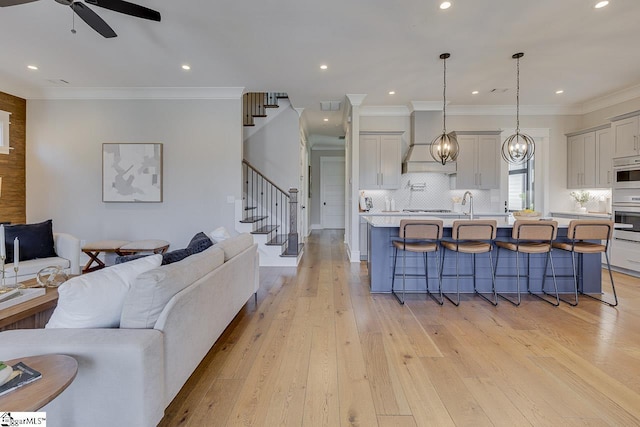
(160, 230, 640, 426)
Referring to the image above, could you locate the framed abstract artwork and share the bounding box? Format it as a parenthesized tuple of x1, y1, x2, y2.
(102, 143, 163, 202)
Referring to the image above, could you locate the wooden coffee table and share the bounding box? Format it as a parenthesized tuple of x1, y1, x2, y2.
(0, 354, 78, 411)
(0, 279, 60, 331)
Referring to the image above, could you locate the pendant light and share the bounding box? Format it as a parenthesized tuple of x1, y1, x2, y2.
(430, 53, 459, 165)
(501, 52, 535, 164)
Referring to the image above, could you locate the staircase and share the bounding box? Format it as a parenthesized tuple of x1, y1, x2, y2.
(239, 92, 302, 266)
(243, 92, 288, 126)
(237, 160, 302, 267)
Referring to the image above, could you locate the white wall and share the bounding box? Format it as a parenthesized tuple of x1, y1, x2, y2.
(26, 98, 242, 249)
(243, 104, 300, 192)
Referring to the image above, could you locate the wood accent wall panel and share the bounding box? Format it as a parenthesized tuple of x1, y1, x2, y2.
(0, 91, 26, 225)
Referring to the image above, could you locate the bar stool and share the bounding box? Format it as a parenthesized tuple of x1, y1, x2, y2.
(440, 220, 498, 306)
(494, 220, 560, 306)
(551, 219, 618, 307)
(391, 219, 444, 305)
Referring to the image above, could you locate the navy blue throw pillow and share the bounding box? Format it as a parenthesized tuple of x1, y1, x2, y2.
(4, 220, 57, 263)
(115, 254, 151, 264)
(187, 232, 213, 254)
(161, 248, 192, 265)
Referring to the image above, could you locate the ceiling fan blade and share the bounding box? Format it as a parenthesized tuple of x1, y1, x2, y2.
(85, 0, 160, 21)
(0, 0, 38, 7)
(71, 2, 117, 38)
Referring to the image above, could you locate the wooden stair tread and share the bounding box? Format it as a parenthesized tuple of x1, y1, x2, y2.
(240, 215, 267, 223)
(252, 225, 278, 234)
(266, 234, 288, 246)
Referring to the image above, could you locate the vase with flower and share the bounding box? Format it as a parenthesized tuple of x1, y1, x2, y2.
(570, 191, 591, 213)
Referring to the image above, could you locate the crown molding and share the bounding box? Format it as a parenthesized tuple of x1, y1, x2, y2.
(579, 83, 640, 114)
(346, 94, 367, 107)
(25, 87, 245, 100)
(447, 104, 582, 116)
(410, 101, 443, 111)
(360, 106, 410, 117)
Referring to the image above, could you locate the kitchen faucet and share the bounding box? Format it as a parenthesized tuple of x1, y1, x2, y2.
(462, 191, 474, 220)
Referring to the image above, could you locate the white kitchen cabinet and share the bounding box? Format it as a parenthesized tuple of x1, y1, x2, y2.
(567, 132, 596, 189)
(611, 113, 640, 158)
(455, 131, 500, 190)
(359, 131, 402, 190)
(566, 125, 612, 189)
(596, 127, 613, 188)
(610, 235, 640, 274)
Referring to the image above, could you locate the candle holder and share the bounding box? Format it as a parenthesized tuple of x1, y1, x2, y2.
(12, 265, 19, 289)
(0, 255, 5, 288)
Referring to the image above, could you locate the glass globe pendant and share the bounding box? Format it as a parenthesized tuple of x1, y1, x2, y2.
(430, 53, 459, 166)
(501, 52, 535, 164)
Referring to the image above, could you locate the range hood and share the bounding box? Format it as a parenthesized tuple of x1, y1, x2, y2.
(402, 111, 457, 174)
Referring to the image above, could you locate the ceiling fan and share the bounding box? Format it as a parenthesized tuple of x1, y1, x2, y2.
(0, 0, 161, 38)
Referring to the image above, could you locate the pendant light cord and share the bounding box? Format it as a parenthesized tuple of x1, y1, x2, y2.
(516, 55, 520, 133)
(443, 56, 447, 133)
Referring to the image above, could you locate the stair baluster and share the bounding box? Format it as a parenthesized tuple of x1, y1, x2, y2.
(241, 160, 300, 256)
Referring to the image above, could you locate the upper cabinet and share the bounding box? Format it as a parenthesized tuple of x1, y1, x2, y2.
(567, 132, 596, 188)
(566, 125, 610, 189)
(596, 127, 612, 187)
(359, 131, 402, 190)
(455, 131, 500, 190)
(612, 112, 640, 158)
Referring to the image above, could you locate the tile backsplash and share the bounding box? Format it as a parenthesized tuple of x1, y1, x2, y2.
(361, 173, 501, 213)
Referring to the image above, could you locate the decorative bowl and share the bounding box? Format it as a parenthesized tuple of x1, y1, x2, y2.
(513, 210, 542, 219)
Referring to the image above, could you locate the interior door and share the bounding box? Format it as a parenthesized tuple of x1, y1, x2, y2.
(321, 157, 346, 229)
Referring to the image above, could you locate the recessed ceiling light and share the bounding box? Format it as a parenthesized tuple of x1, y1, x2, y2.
(595, 1, 609, 8)
(388, 91, 395, 95)
(323, 118, 329, 122)
(27, 65, 38, 70)
(320, 64, 328, 70)
(181, 64, 191, 70)
(440, 1, 451, 9)
(556, 90, 564, 94)
(472, 90, 479, 95)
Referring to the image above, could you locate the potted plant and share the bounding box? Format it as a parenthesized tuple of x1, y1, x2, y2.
(570, 191, 591, 213)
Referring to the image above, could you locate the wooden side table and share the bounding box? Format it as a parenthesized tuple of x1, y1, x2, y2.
(0, 354, 78, 411)
(0, 280, 59, 331)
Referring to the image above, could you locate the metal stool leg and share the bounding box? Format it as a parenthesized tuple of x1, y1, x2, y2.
(475, 250, 498, 306)
(531, 250, 560, 306)
(579, 252, 619, 307)
(425, 250, 444, 305)
(559, 250, 579, 306)
(443, 249, 461, 306)
(497, 247, 522, 306)
(391, 246, 404, 305)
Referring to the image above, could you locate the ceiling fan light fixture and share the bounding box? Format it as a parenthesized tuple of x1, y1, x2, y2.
(430, 53, 459, 165)
(501, 52, 535, 165)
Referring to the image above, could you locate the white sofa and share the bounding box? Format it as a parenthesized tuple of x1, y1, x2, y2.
(3, 233, 81, 281)
(0, 233, 259, 427)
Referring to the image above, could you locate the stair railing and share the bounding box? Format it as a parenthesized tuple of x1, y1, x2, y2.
(242, 160, 299, 256)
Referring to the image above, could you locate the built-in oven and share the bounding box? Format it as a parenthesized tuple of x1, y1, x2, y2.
(613, 155, 640, 189)
(613, 204, 640, 243)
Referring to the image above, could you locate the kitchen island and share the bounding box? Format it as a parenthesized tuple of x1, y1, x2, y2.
(364, 215, 604, 295)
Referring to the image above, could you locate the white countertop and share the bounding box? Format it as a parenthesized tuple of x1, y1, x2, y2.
(359, 211, 508, 217)
(362, 215, 562, 228)
(550, 211, 611, 218)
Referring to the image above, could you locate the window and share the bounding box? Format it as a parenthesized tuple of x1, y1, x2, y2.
(0, 110, 10, 155)
(508, 156, 534, 211)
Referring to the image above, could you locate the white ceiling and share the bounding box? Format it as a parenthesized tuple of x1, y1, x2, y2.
(1, 0, 640, 141)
